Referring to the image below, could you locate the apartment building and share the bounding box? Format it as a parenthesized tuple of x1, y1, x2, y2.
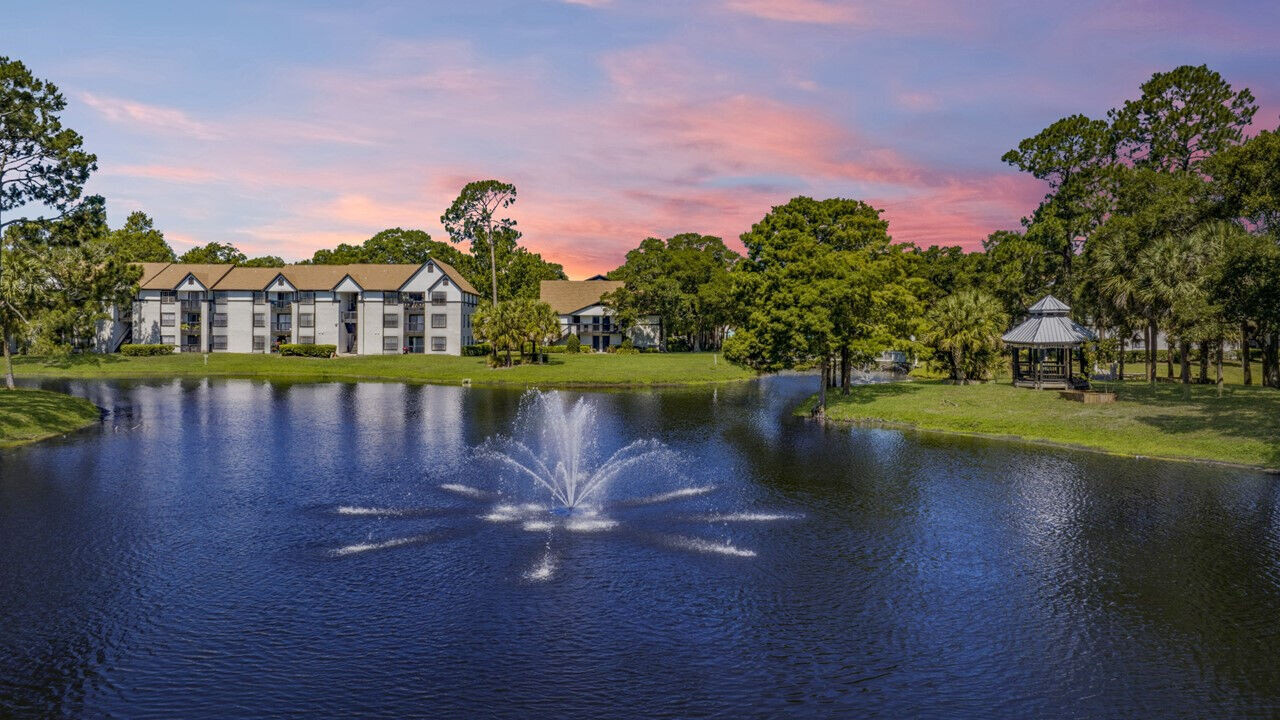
(539, 279, 660, 351)
(124, 259, 480, 355)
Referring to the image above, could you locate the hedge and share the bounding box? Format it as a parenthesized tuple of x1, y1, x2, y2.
(279, 343, 336, 358)
(543, 345, 567, 353)
(463, 343, 491, 356)
(120, 344, 173, 356)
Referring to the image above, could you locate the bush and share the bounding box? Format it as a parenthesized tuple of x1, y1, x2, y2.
(120, 344, 173, 356)
(543, 344, 566, 353)
(279, 343, 336, 358)
(463, 343, 491, 357)
(564, 333, 580, 353)
(579, 344, 595, 353)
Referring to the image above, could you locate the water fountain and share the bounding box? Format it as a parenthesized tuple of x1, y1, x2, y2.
(333, 390, 799, 578)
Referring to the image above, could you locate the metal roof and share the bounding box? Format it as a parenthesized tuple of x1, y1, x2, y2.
(1002, 314, 1097, 346)
(1027, 294, 1070, 315)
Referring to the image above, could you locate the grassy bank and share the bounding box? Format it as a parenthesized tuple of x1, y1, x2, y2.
(802, 379, 1280, 470)
(11, 351, 755, 387)
(0, 389, 100, 448)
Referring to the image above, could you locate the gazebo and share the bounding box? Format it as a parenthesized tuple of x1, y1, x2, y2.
(1002, 295, 1097, 390)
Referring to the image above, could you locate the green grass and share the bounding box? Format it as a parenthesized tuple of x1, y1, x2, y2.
(0, 388, 100, 448)
(11, 351, 756, 387)
(805, 379, 1280, 470)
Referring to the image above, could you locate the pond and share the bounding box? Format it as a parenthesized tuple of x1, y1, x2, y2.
(1, 376, 1278, 718)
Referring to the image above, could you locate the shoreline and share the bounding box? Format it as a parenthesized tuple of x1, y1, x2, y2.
(797, 378, 1280, 473)
(0, 389, 101, 449)
(811, 412, 1280, 475)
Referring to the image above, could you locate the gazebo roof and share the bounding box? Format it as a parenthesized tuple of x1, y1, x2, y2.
(1027, 294, 1070, 315)
(1002, 295, 1097, 347)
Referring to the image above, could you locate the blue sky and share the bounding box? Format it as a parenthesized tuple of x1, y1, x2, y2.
(9, 1, 1279, 276)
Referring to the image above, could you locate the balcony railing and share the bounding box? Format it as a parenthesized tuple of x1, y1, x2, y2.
(341, 311, 358, 322)
(270, 300, 293, 310)
(271, 323, 292, 332)
(180, 323, 202, 334)
(405, 300, 425, 309)
(180, 300, 203, 312)
(566, 323, 612, 335)
(180, 343, 201, 353)
(406, 323, 425, 334)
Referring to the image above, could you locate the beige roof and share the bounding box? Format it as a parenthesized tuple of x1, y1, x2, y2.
(141, 263, 234, 290)
(215, 266, 288, 290)
(539, 280, 624, 314)
(341, 264, 419, 291)
(134, 262, 172, 286)
(135, 260, 481, 293)
(431, 258, 480, 296)
(277, 265, 352, 291)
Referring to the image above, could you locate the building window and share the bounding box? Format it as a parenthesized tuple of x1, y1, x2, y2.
(161, 335, 175, 345)
(384, 292, 400, 305)
(299, 334, 315, 345)
(431, 313, 446, 329)
(406, 315, 424, 332)
(299, 313, 314, 328)
(213, 313, 228, 328)
(253, 313, 265, 328)
(431, 291, 446, 305)
(161, 291, 176, 304)
(253, 291, 266, 304)
(383, 336, 400, 352)
(441, 277, 450, 287)
(212, 335, 228, 350)
(298, 291, 316, 304)
(253, 336, 265, 352)
(213, 291, 229, 303)
(431, 336, 446, 352)
(383, 314, 399, 329)
(161, 312, 175, 327)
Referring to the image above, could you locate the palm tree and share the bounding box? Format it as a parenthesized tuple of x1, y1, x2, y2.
(519, 299, 561, 364)
(923, 290, 1008, 384)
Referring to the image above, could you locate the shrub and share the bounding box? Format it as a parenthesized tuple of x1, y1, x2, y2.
(564, 333, 580, 353)
(279, 343, 336, 358)
(543, 344, 566, 353)
(579, 344, 595, 353)
(463, 343, 491, 357)
(120, 344, 173, 356)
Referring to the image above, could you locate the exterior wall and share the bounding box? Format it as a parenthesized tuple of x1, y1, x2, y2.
(214, 291, 256, 353)
(100, 264, 478, 356)
(556, 305, 660, 350)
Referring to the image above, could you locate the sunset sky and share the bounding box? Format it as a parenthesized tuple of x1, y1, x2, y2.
(10, 1, 1279, 277)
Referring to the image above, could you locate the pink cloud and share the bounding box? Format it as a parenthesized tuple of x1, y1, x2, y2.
(107, 164, 219, 183)
(723, 0, 861, 25)
(80, 92, 221, 141)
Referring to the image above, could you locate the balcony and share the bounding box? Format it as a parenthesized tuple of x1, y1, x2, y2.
(271, 323, 292, 333)
(341, 311, 358, 323)
(180, 323, 202, 335)
(270, 300, 293, 310)
(406, 322, 425, 335)
(405, 300, 425, 310)
(180, 300, 203, 313)
(180, 343, 201, 353)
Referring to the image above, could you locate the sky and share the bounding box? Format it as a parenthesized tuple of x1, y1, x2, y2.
(8, 1, 1280, 278)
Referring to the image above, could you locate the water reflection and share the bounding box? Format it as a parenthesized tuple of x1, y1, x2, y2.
(1, 375, 1278, 718)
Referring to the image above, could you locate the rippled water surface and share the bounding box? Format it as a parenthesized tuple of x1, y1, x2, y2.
(2, 376, 1279, 718)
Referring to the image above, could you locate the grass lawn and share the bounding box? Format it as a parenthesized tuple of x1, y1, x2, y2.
(0, 388, 100, 448)
(805, 379, 1280, 470)
(10, 351, 755, 388)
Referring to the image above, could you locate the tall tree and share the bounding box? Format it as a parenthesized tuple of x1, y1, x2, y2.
(441, 180, 519, 305)
(606, 233, 741, 350)
(178, 241, 247, 264)
(1110, 64, 1257, 173)
(0, 57, 97, 388)
(98, 211, 175, 262)
(1207, 129, 1280, 235)
(724, 197, 918, 415)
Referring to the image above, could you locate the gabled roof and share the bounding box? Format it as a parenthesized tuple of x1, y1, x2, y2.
(342, 264, 419, 291)
(1028, 295, 1071, 316)
(141, 263, 234, 290)
(134, 262, 172, 286)
(539, 279, 624, 314)
(429, 258, 479, 295)
(275, 265, 349, 291)
(215, 266, 286, 290)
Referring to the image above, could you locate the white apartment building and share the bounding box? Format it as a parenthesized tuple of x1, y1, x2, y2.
(124, 260, 480, 355)
(539, 279, 660, 351)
